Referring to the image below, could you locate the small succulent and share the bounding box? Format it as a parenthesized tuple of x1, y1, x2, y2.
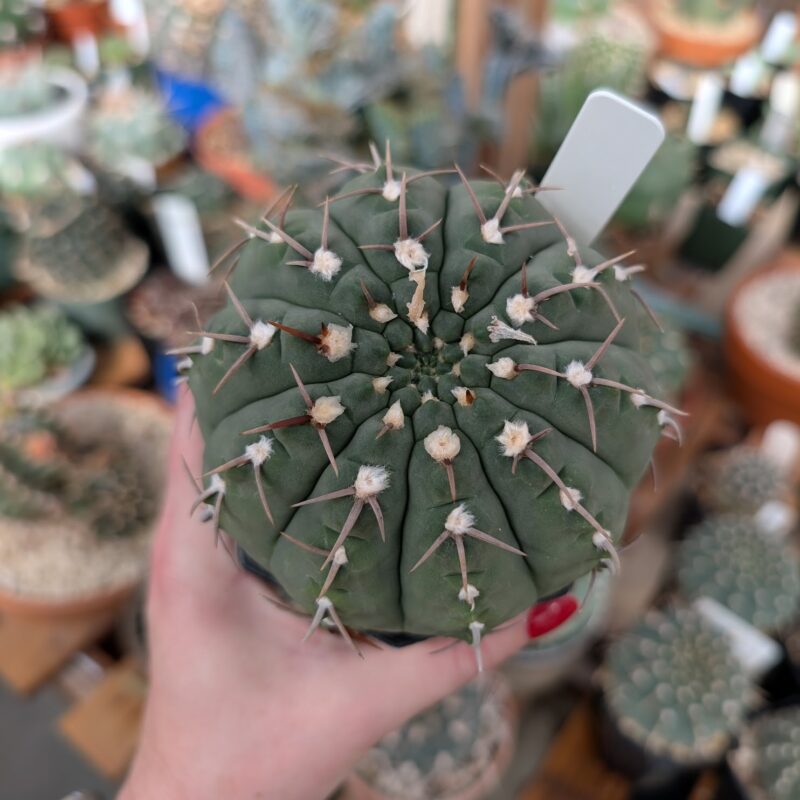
(0, 61, 56, 117)
(354, 678, 513, 800)
(672, 0, 754, 24)
(603, 606, 757, 764)
(677, 516, 800, 633)
(87, 87, 187, 171)
(0, 305, 85, 392)
(696, 446, 789, 516)
(731, 707, 800, 800)
(0, 0, 45, 49)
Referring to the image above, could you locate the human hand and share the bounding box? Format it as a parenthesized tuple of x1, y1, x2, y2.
(119, 390, 530, 800)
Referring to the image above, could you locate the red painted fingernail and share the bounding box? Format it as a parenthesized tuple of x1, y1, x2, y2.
(526, 594, 580, 639)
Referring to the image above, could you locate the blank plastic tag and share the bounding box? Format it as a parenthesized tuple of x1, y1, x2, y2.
(761, 11, 797, 64)
(717, 167, 769, 227)
(729, 52, 764, 98)
(72, 31, 99, 79)
(760, 419, 800, 473)
(117, 156, 156, 191)
(152, 193, 209, 286)
(687, 73, 724, 145)
(694, 597, 782, 678)
(538, 90, 665, 246)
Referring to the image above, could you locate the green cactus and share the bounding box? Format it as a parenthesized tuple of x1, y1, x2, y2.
(187, 153, 678, 654)
(354, 678, 513, 799)
(87, 87, 187, 171)
(0, 408, 156, 537)
(672, 0, 753, 24)
(0, 61, 56, 117)
(553, 0, 611, 22)
(603, 606, 757, 764)
(0, 141, 70, 199)
(677, 516, 800, 633)
(638, 322, 692, 403)
(0, 305, 85, 392)
(732, 707, 800, 800)
(0, 0, 45, 49)
(697, 446, 789, 515)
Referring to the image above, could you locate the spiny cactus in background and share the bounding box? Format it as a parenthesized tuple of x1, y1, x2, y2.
(603, 607, 757, 764)
(614, 136, 697, 233)
(552, 0, 610, 22)
(186, 145, 682, 661)
(732, 707, 800, 800)
(354, 678, 513, 800)
(0, 306, 84, 392)
(0, 61, 55, 117)
(696, 445, 789, 516)
(0, 0, 44, 49)
(677, 516, 800, 633)
(533, 9, 650, 163)
(0, 141, 69, 200)
(0, 408, 156, 537)
(672, 0, 754, 23)
(87, 87, 187, 171)
(638, 322, 692, 404)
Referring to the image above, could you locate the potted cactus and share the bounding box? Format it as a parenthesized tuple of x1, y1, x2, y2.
(0, 389, 171, 617)
(345, 676, 515, 800)
(649, 0, 761, 68)
(676, 516, 800, 634)
(184, 152, 682, 661)
(0, 0, 45, 67)
(601, 606, 758, 794)
(0, 305, 94, 405)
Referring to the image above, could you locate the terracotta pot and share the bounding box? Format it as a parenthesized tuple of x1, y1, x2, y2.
(195, 108, 278, 204)
(649, 3, 762, 69)
(0, 388, 173, 620)
(46, 0, 110, 42)
(724, 264, 800, 426)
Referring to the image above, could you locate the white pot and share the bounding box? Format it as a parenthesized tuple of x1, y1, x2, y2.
(0, 67, 88, 151)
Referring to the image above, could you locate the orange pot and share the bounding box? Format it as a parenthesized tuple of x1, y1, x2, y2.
(724, 265, 800, 427)
(46, 0, 110, 42)
(195, 108, 278, 205)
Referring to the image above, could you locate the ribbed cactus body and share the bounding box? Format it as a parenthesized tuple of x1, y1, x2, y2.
(189, 164, 669, 642)
(677, 516, 800, 632)
(673, 0, 752, 23)
(604, 607, 756, 764)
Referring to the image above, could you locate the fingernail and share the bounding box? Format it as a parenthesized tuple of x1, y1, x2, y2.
(526, 594, 579, 639)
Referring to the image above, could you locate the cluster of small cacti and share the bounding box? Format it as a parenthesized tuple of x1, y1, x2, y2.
(603, 607, 757, 764)
(0, 61, 55, 117)
(0, 0, 44, 49)
(187, 149, 681, 661)
(354, 678, 513, 800)
(0, 408, 155, 538)
(87, 87, 187, 171)
(696, 445, 789, 516)
(731, 707, 800, 800)
(0, 305, 85, 392)
(676, 516, 800, 633)
(671, 0, 754, 24)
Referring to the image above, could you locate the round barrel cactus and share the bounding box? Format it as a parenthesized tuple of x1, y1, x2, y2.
(187, 150, 681, 655)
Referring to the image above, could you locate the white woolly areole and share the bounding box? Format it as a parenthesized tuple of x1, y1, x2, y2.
(451, 387, 474, 407)
(433, 337, 445, 350)
(250, 320, 277, 350)
(369, 303, 397, 323)
(496, 420, 531, 458)
(459, 584, 480, 605)
(320, 324, 355, 362)
(559, 486, 583, 511)
(421, 390, 436, 404)
(332, 546, 348, 566)
(316, 596, 333, 611)
(200, 336, 215, 355)
(246, 436, 274, 466)
(393, 238, 429, 271)
(512, 185, 524, 198)
(488, 316, 537, 344)
(487, 357, 518, 380)
(310, 248, 342, 281)
(459, 332, 475, 356)
(631, 392, 651, 408)
(410, 311, 429, 334)
(572, 265, 597, 285)
(209, 474, 226, 494)
(424, 426, 461, 462)
(267, 231, 283, 244)
(354, 465, 390, 499)
(506, 293, 536, 327)
(565, 360, 593, 388)
(177, 356, 193, 373)
(382, 179, 401, 202)
(613, 263, 645, 282)
(481, 217, 504, 244)
(382, 400, 404, 430)
(451, 285, 468, 313)
(386, 352, 401, 367)
(372, 376, 393, 395)
(445, 503, 475, 534)
(451, 361, 462, 378)
(310, 395, 345, 427)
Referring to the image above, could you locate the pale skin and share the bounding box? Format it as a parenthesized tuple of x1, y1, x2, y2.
(119, 390, 529, 800)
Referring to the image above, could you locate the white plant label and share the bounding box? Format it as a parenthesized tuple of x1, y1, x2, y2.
(687, 73, 724, 145)
(717, 167, 770, 227)
(539, 90, 665, 246)
(761, 11, 797, 64)
(152, 193, 210, 286)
